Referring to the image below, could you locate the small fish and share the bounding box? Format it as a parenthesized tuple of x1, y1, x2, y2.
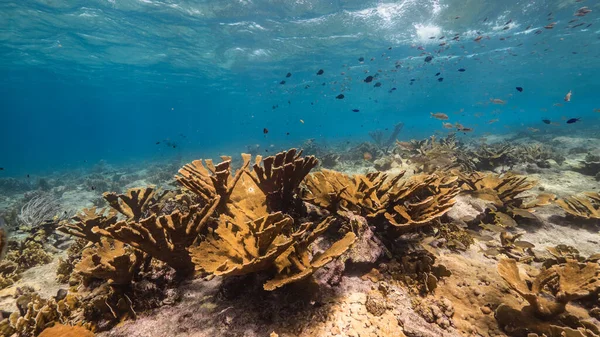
(300, 119, 304, 124)
(566, 118, 580, 124)
(374, 82, 382, 87)
(438, 77, 444, 82)
(544, 22, 556, 29)
(514, 241, 535, 249)
(505, 19, 513, 25)
(263, 128, 269, 134)
(479, 223, 507, 233)
(91, 186, 96, 191)
(316, 69, 324, 75)
(542, 119, 551, 124)
(435, 72, 440, 76)
(553, 103, 563, 107)
(424, 55, 433, 63)
(516, 87, 523, 92)
(358, 57, 364, 62)
(431, 112, 449, 120)
(352, 109, 360, 112)
(363, 152, 373, 161)
(491, 98, 506, 105)
(474, 36, 483, 42)
(488, 119, 499, 124)
(336, 94, 345, 99)
(364, 75, 374, 83)
(594, 108, 600, 113)
(286, 72, 292, 78)
(280, 80, 285, 85)
(442, 122, 454, 129)
(528, 127, 540, 132)
(564, 90, 572, 102)
(0, 168, 4, 171)
(458, 68, 466, 72)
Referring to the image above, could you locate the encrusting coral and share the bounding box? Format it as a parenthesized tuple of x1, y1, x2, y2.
(556, 192, 600, 220)
(38, 324, 94, 337)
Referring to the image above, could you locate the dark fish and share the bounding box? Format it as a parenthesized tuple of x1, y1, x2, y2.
(458, 68, 466, 72)
(91, 186, 96, 191)
(352, 109, 360, 112)
(336, 94, 345, 99)
(280, 80, 285, 85)
(516, 87, 523, 92)
(27, 174, 29, 178)
(505, 19, 512, 25)
(263, 128, 269, 134)
(424, 55, 433, 63)
(364, 75, 374, 83)
(438, 77, 444, 82)
(0, 168, 3, 171)
(358, 57, 364, 62)
(374, 82, 382, 87)
(316, 69, 324, 75)
(566, 118, 580, 124)
(435, 72, 440, 76)
(286, 72, 291, 78)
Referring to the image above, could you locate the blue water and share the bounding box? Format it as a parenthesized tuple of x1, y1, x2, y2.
(1, 0, 599, 176)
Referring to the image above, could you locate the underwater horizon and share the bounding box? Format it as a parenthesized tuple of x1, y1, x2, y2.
(2, 1, 600, 337)
(1, 0, 599, 177)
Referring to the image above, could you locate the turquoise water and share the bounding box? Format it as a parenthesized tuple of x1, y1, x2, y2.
(1, 0, 599, 176)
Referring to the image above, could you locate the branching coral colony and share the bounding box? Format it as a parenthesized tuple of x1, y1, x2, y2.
(1, 145, 582, 337)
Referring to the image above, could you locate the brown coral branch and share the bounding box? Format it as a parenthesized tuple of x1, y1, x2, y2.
(58, 207, 117, 242)
(247, 148, 318, 213)
(93, 198, 220, 277)
(75, 237, 144, 285)
(103, 187, 156, 221)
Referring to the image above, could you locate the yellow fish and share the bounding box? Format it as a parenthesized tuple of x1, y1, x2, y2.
(430, 112, 449, 120)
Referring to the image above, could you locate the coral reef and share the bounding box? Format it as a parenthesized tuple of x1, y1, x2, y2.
(398, 134, 475, 174)
(471, 143, 514, 171)
(498, 258, 600, 317)
(577, 154, 600, 181)
(302, 169, 460, 231)
(556, 192, 600, 220)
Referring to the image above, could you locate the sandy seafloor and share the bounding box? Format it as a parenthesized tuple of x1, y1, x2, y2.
(1, 133, 599, 337)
